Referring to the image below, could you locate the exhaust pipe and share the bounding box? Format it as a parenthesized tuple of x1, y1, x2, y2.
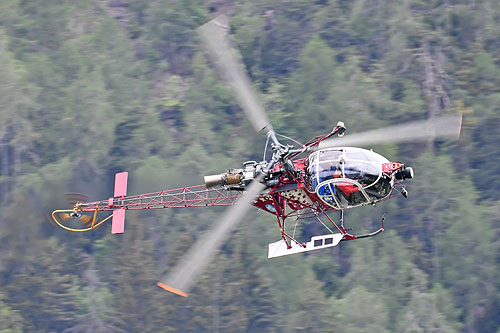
(204, 173, 242, 188)
(204, 174, 224, 188)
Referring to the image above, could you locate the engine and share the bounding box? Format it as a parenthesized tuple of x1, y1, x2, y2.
(203, 161, 267, 189)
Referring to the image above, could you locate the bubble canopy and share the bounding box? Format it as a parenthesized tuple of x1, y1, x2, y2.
(306, 147, 393, 209)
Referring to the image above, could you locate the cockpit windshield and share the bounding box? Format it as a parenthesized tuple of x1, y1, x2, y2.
(307, 148, 392, 209)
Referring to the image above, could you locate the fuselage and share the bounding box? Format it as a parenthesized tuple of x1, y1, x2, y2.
(253, 147, 404, 215)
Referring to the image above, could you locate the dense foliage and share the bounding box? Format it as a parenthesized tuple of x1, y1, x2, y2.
(0, 0, 499, 331)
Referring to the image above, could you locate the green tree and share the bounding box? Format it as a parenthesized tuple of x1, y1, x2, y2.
(111, 220, 166, 332)
(285, 35, 337, 138)
(0, 29, 39, 197)
(18, 0, 71, 52)
(332, 286, 389, 333)
(65, 262, 124, 333)
(256, 0, 319, 77)
(227, 229, 279, 332)
(4, 238, 81, 332)
(396, 268, 459, 332)
(394, 151, 478, 277)
(144, 0, 206, 74)
(439, 202, 497, 332)
(291, 273, 337, 332)
(156, 231, 214, 331)
(313, 0, 356, 49)
(469, 114, 500, 201)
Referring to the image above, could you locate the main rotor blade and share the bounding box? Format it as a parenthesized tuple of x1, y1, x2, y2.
(197, 15, 274, 137)
(318, 114, 462, 150)
(158, 176, 266, 297)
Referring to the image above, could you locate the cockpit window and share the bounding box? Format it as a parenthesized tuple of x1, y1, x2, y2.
(318, 149, 343, 161)
(344, 161, 380, 186)
(307, 148, 392, 209)
(344, 149, 371, 161)
(310, 161, 341, 192)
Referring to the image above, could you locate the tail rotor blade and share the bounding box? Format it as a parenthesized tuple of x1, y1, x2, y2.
(318, 114, 462, 150)
(158, 176, 266, 297)
(197, 15, 274, 137)
(65, 192, 89, 206)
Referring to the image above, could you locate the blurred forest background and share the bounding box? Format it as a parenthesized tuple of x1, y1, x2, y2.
(0, 0, 499, 332)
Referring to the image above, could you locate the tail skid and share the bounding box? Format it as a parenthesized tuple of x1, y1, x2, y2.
(51, 208, 112, 232)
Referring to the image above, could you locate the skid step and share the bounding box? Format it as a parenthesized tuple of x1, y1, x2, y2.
(268, 233, 344, 258)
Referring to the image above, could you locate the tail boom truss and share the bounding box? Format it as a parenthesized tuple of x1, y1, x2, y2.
(51, 172, 243, 234)
(80, 185, 242, 212)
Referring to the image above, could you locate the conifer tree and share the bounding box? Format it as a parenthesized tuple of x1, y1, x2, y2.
(5, 238, 81, 331)
(292, 273, 337, 332)
(200, 226, 280, 332)
(111, 219, 167, 332)
(332, 285, 389, 333)
(64, 250, 124, 333)
(341, 231, 416, 330)
(395, 268, 458, 332)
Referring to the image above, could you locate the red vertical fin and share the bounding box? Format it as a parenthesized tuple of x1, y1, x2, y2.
(111, 209, 125, 234)
(114, 172, 128, 197)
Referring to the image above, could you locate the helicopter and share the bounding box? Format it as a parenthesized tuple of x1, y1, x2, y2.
(51, 15, 462, 297)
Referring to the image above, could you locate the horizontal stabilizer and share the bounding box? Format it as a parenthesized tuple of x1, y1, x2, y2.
(268, 233, 343, 258)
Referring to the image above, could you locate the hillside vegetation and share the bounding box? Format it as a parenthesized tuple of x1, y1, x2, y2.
(0, 0, 499, 332)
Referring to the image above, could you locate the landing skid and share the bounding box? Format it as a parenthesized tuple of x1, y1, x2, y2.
(345, 226, 384, 240)
(341, 214, 385, 241)
(267, 213, 385, 258)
